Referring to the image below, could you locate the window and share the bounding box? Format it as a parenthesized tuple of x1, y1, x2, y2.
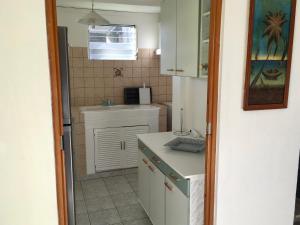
(88, 25, 137, 60)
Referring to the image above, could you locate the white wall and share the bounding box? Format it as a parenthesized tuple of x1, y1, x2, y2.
(57, 7, 159, 48)
(215, 1, 300, 225)
(0, 1, 58, 225)
(172, 76, 207, 136)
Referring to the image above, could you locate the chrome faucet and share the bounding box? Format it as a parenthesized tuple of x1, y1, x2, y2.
(102, 99, 114, 106)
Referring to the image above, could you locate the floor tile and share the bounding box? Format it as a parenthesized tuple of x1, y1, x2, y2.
(111, 192, 138, 207)
(82, 184, 110, 199)
(128, 180, 138, 192)
(86, 196, 115, 213)
(124, 173, 137, 183)
(89, 208, 121, 225)
(75, 188, 85, 201)
(124, 167, 138, 174)
(106, 182, 133, 195)
(123, 218, 152, 225)
(104, 176, 128, 185)
(117, 203, 147, 222)
(76, 200, 87, 214)
(81, 178, 105, 189)
(76, 213, 90, 225)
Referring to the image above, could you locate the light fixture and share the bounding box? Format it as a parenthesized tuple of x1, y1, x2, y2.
(78, 0, 110, 27)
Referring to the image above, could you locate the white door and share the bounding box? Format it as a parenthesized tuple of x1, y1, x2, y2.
(176, 0, 199, 77)
(138, 151, 151, 215)
(165, 177, 189, 225)
(94, 127, 122, 172)
(123, 125, 149, 168)
(160, 0, 177, 75)
(149, 162, 165, 225)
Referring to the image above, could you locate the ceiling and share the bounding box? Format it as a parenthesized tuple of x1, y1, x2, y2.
(56, 0, 161, 13)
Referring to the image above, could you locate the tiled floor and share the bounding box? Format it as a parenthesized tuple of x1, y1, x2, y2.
(75, 169, 153, 225)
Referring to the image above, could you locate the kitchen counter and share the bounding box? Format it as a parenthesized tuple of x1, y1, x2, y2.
(137, 132, 205, 179)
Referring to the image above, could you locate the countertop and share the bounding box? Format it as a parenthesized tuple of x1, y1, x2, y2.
(137, 132, 205, 179)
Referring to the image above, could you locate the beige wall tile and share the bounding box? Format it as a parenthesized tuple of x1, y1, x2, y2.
(103, 60, 114, 67)
(132, 67, 141, 77)
(83, 68, 93, 77)
(94, 88, 104, 97)
(124, 60, 133, 68)
(159, 86, 167, 95)
(149, 68, 159, 77)
(94, 60, 103, 68)
(124, 67, 133, 78)
(159, 76, 167, 86)
(141, 68, 150, 78)
(83, 59, 94, 68)
(85, 88, 94, 98)
(84, 78, 94, 88)
(104, 78, 114, 87)
(73, 88, 85, 97)
(72, 58, 83, 68)
(103, 67, 114, 77)
(150, 77, 159, 86)
(132, 59, 142, 67)
(95, 78, 104, 88)
(139, 49, 150, 58)
(114, 87, 123, 97)
(72, 47, 83, 57)
(93, 67, 103, 77)
(114, 78, 124, 87)
(104, 88, 113, 97)
(74, 78, 84, 88)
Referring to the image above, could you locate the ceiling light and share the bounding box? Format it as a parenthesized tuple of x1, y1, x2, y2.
(78, 0, 110, 27)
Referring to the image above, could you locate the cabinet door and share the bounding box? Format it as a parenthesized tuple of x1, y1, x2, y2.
(176, 0, 199, 77)
(138, 151, 150, 215)
(149, 162, 165, 225)
(165, 177, 189, 225)
(160, 0, 177, 75)
(123, 126, 149, 168)
(94, 128, 122, 172)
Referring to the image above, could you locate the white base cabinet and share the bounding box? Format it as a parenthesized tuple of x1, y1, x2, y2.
(138, 141, 204, 225)
(165, 177, 189, 225)
(94, 125, 149, 172)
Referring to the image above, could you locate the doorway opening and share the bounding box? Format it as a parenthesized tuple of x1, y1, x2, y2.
(45, 0, 222, 225)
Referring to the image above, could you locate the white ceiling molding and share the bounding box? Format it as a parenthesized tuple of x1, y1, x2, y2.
(56, 0, 161, 13)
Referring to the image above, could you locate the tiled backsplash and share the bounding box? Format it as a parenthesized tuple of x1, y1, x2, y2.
(69, 47, 172, 106)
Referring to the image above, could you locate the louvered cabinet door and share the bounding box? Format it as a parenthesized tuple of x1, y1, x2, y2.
(123, 126, 149, 168)
(94, 128, 122, 172)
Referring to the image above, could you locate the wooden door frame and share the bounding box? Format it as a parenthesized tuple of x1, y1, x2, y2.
(44, 0, 223, 224)
(204, 0, 223, 225)
(45, 0, 68, 225)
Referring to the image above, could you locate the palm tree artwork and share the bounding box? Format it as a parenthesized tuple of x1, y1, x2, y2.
(244, 0, 295, 108)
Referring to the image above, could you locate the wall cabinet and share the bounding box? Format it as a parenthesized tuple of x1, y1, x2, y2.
(94, 125, 149, 172)
(160, 0, 211, 78)
(160, 0, 199, 77)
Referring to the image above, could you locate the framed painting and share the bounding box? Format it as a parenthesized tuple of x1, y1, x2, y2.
(243, 0, 296, 110)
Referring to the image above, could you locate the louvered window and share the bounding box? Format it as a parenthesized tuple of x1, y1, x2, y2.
(88, 25, 137, 60)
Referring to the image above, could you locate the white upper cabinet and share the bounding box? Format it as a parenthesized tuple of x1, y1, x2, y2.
(160, 0, 210, 78)
(176, 0, 200, 77)
(160, 0, 177, 75)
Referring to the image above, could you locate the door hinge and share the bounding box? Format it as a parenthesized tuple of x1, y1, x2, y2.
(206, 122, 212, 135)
(60, 136, 64, 151)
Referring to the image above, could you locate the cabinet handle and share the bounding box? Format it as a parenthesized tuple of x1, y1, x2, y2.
(152, 156, 161, 164)
(169, 173, 181, 182)
(176, 69, 184, 72)
(142, 158, 148, 165)
(123, 141, 126, 150)
(200, 63, 209, 71)
(120, 141, 123, 150)
(148, 165, 155, 172)
(167, 69, 174, 72)
(164, 182, 173, 191)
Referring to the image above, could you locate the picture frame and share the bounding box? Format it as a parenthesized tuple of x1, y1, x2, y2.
(243, 0, 297, 110)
